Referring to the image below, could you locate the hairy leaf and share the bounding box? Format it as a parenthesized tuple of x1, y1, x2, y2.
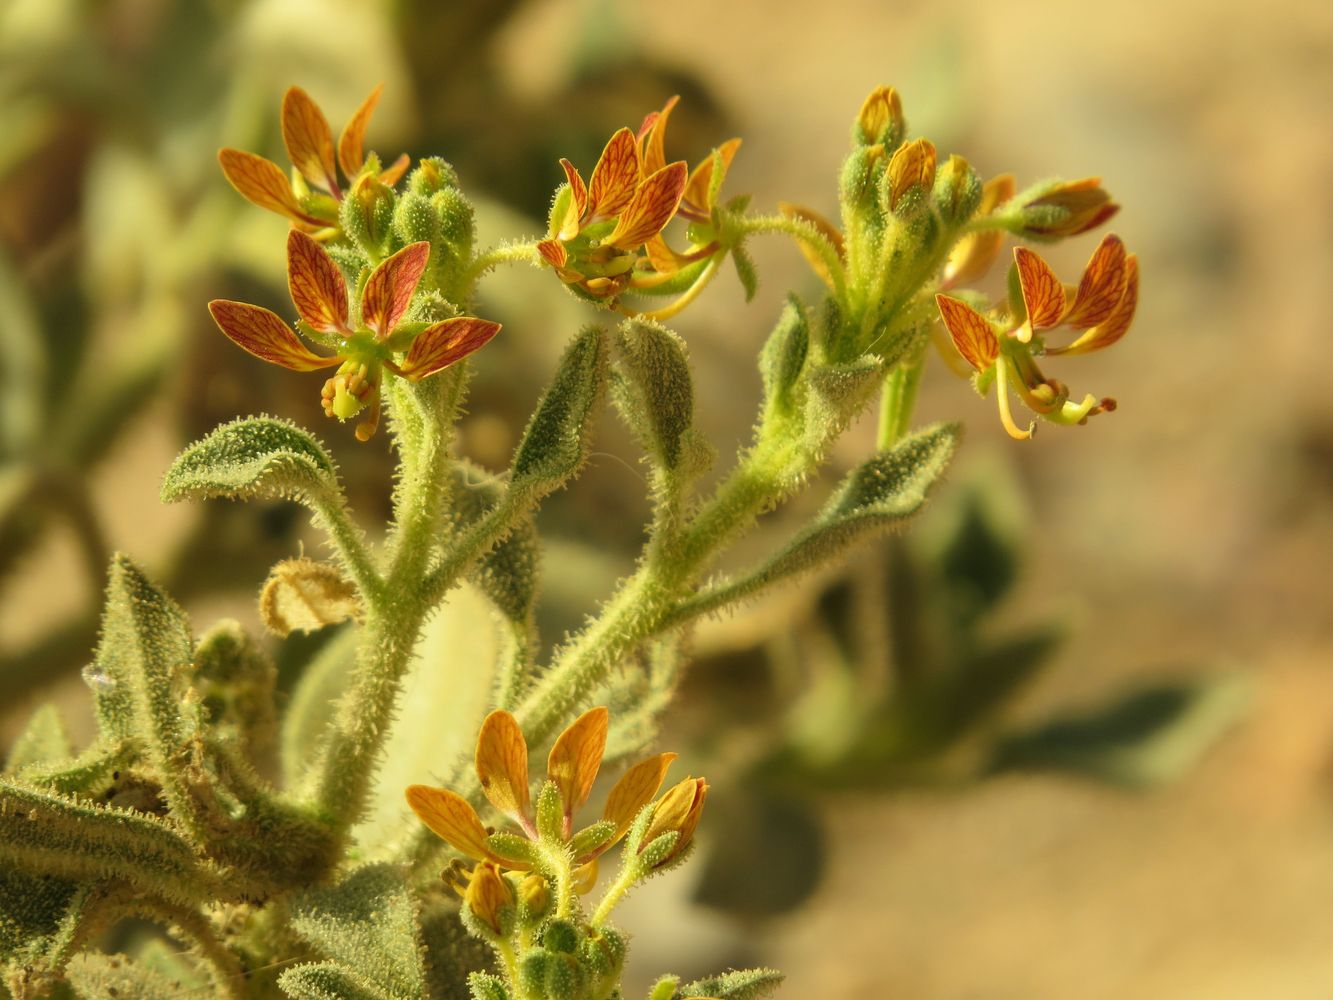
(66, 951, 200, 1000)
(161, 416, 339, 506)
(612, 320, 700, 475)
(279, 962, 396, 1000)
(4, 706, 71, 774)
(680, 967, 784, 999)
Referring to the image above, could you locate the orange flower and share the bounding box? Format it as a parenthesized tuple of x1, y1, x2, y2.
(218, 85, 410, 236)
(935, 234, 1138, 439)
(1014, 177, 1119, 240)
(209, 230, 499, 440)
(637, 776, 707, 868)
(536, 122, 689, 300)
(406, 707, 680, 885)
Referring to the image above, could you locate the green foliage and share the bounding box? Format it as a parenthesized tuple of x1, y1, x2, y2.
(65, 952, 199, 1000)
(160, 417, 339, 507)
(758, 295, 810, 421)
(612, 320, 698, 474)
(3, 707, 71, 774)
(679, 968, 784, 1000)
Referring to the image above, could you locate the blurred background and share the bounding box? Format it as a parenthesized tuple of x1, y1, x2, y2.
(1, 0, 1331, 996)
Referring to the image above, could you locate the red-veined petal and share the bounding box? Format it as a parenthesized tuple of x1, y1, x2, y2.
(208, 300, 338, 372)
(602, 752, 677, 843)
(1049, 254, 1139, 355)
(218, 149, 323, 226)
(405, 785, 500, 864)
(1062, 234, 1127, 329)
(536, 239, 568, 268)
(639, 95, 679, 178)
(399, 317, 501, 380)
(1014, 246, 1068, 334)
(587, 127, 640, 220)
(287, 230, 349, 333)
(605, 161, 688, 250)
(338, 84, 383, 178)
(361, 241, 431, 337)
(281, 86, 339, 195)
(935, 294, 999, 371)
(559, 158, 588, 234)
(475, 710, 531, 823)
(683, 138, 741, 216)
(546, 707, 608, 819)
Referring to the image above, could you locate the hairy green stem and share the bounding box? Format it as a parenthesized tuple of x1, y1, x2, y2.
(878, 353, 925, 448)
(734, 214, 847, 300)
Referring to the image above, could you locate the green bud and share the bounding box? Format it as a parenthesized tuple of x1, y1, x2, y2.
(393, 191, 441, 249)
(649, 976, 681, 1000)
(838, 144, 887, 224)
(340, 176, 396, 259)
(468, 972, 510, 1000)
(759, 294, 810, 419)
(544, 952, 584, 1000)
(932, 154, 982, 227)
(519, 951, 549, 998)
(612, 320, 700, 475)
(433, 186, 476, 261)
(853, 85, 906, 150)
(408, 156, 460, 195)
(542, 918, 579, 954)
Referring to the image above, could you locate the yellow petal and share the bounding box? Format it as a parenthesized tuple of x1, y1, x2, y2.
(338, 84, 383, 178)
(287, 230, 350, 333)
(641, 776, 707, 851)
(886, 138, 937, 211)
(571, 858, 599, 896)
(682, 138, 741, 218)
(379, 152, 411, 187)
(217, 148, 322, 226)
(1062, 234, 1127, 329)
(399, 317, 502, 381)
(463, 862, 514, 934)
(475, 710, 531, 823)
(558, 158, 588, 236)
(404, 785, 498, 863)
(856, 85, 904, 145)
(536, 238, 568, 268)
(934, 294, 998, 371)
(587, 127, 641, 220)
(546, 706, 608, 819)
(281, 86, 339, 195)
(638, 95, 679, 178)
(1013, 246, 1068, 334)
(207, 300, 338, 372)
(361, 241, 431, 338)
(605, 161, 688, 250)
(602, 752, 677, 841)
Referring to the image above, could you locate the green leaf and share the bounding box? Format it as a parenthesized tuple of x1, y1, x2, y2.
(988, 674, 1249, 788)
(509, 326, 608, 496)
(288, 864, 426, 1000)
(279, 962, 396, 1000)
(612, 320, 702, 475)
(4, 705, 71, 773)
(680, 967, 784, 1000)
(732, 242, 758, 302)
(161, 416, 339, 506)
(0, 870, 84, 964)
(66, 951, 200, 1000)
(803, 355, 885, 443)
(192, 620, 279, 773)
(758, 294, 810, 420)
(449, 463, 540, 625)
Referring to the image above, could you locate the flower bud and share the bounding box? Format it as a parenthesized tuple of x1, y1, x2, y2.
(341, 175, 395, 257)
(1014, 177, 1118, 239)
(853, 85, 905, 149)
(518, 874, 550, 917)
(463, 862, 514, 937)
(408, 156, 460, 195)
(838, 144, 886, 223)
(393, 192, 441, 249)
(932, 154, 981, 226)
(884, 138, 937, 215)
(639, 777, 707, 867)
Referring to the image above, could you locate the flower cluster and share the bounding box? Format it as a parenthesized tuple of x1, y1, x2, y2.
(936, 233, 1139, 438)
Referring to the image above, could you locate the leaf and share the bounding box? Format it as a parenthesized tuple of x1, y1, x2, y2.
(160, 416, 339, 506)
(680, 967, 785, 1000)
(279, 962, 396, 1000)
(732, 242, 758, 302)
(4, 705, 71, 774)
(758, 295, 809, 420)
(612, 320, 699, 474)
(0, 869, 84, 964)
(803, 355, 885, 440)
(509, 326, 608, 497)
(988, 674, 1249, 788)
(287, 864, 426, 1000)
(66, 951, 201, 1000)
(260, 559, 362, 636)
(449, 463, 540, 625)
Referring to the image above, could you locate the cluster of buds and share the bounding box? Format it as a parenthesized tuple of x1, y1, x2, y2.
(537, 97, 741, 315)
(406, 708, 707, 995)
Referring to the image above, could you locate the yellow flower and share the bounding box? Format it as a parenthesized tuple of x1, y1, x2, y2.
(406, 708, 679, 885)
(935, 234, 1139, 439)
(638, 776, 707, 868)
(218, 85, 409, 237)
(208, 230, 499, 440)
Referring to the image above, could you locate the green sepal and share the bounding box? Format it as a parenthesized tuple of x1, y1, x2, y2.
(467, 972, 509, 1000)
(161, 416, 339, 507)
(433, 187, 476, 262)
(579, 926, 625, 983)
(543, 951, 584, 1000)
(758, 294, 810, 420)
(392, 192, 441, 253)
(3, 705, 71, 774)
(509, 326, 608, 497)
(535, 780, 564, 843)
(278, 962, 397, 1000)
(287, 864, 427, 1000)
(568, 819, 615, 859)
(65, 951, 202, 1000)
(341, 178, 395, 261)
(637, 830, 679, 870)
(487, 832, 539, 867)
(680, 968, 785, 999)
(648, 975, 680, 1000)
(612, 320, 706, 477)
(933, 154, 982, 226)
(732, 243, 758, 302)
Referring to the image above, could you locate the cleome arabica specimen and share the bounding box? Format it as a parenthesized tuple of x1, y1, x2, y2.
(0, 83, 1138, 1000)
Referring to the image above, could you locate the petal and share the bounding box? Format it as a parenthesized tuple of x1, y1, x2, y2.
(287, 230, 349, 333)
(208, 300, 338, 372)
(536, 238, 568, 268)
(379, 152, 411, 187)
(643, 233, 714, 275)
(572, 858, 599, 895)
(281, 86, 339, 195)
(640, 777, 705, 849)
(546, 706, 608, 819)
(558, 159, 588, 235)
(606, 161, 688, 250)
(1062, 234, 1127, 329)
(1013, 246, 1068, 333)
(683, 138, 741, 216)
(399, 317, 502, 380)
(587, 127, 641, 220)
(218, 149, 322, 226)
(602, 752, 677, 842)
(475, 710, 531, 822)
(405, 785, 498, 863)
(338, 84, 383, 178)
(1050, 254, 1139, 355)
(639, 95, 679, 178)
(886, 138, 937, 211)
(361, 241, 431, 337)
(935, 294, 999, 371)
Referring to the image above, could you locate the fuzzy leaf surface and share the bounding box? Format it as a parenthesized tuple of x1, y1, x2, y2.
(160, 416, 338, 505)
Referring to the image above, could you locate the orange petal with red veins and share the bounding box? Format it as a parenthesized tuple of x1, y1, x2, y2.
(405, 785, 498, 864)
(640, 95, 679, 178)
(338, 84, 383, 178)
(208, 300, 338, 372)
(606, 161, 688, 250)
(559, 159, 589, 234)
(602, 752, 678, 841)
(546, 706, 608, 817)
(287, 230, 349, 333)
(218, 149, 322, 226)
(642, 234, 714, 275)
(399, 317, 502, 380)
(361, 241, 431, 338)
(1062, 234, 1127, 329)
(1014, 246, 1068, 333)
(536, 239, 568, 268)
(587, 127, 640, 220)
(281, 86, 339, 195)
(683, 138, 741, 216)
(475, 710, 531, 822)
(1050, 255, 1139, 355)
(935, 294, 999, 371)
(379, 153, 411, 187)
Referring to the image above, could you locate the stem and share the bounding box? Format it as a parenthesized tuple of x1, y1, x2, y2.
(735, 214, 848, 300)
(591, 862, 639, 926)
(310, 491, 383, 606)
(877, 353, 925, 448)
(460, 241, 540, 297)
(617, 254, 722, 322)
